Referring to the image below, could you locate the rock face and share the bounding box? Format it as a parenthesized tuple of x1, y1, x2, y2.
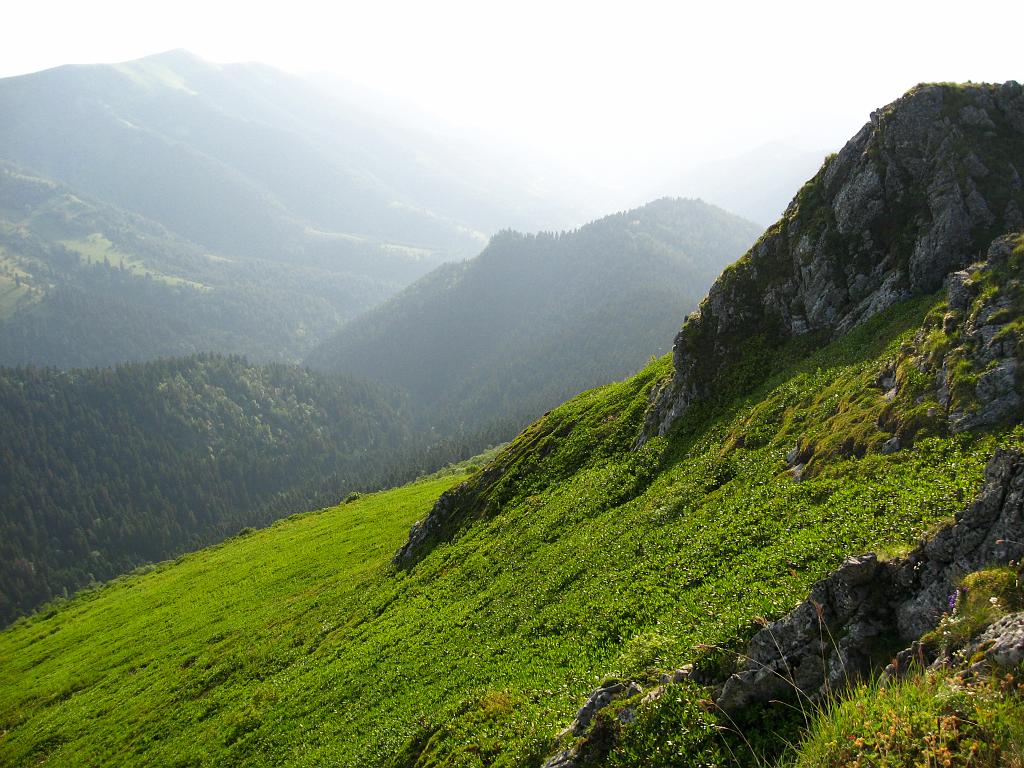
(937, 234, 1024, 431)
(974, 611, 1024, 669)
(716, 448, 1024, 713)
(645, 82, 1024, 439)
(393, 453, 509, 567)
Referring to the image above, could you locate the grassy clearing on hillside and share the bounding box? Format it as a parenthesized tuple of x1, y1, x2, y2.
(59, 234, 207, 288)
(0, 293, 1017, 767)
(0, 246, 41, 317)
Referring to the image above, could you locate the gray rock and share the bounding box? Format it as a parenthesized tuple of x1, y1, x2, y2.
(947, 270, 975, 312)
(960, 104, 996, 128)
(977, 612, 1024, 668)
(542, 749, 577, 768)
(541, 678, 646, 768)
(568, 680, 642, 736)
(1007, 200, 1024, 230)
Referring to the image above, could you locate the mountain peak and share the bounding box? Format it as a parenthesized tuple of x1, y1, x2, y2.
(644, 81, 1024, 439)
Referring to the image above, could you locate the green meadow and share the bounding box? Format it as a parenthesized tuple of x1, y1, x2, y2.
(0, 294, 1017, 766)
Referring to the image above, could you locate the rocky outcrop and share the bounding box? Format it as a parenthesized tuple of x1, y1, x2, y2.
(645, 82, 1024, 440)
(393, 433, 531, 567)
(715, 448, 1024, 713)
(936, 234, 1023, 431)
(971, 611, 1024, 669)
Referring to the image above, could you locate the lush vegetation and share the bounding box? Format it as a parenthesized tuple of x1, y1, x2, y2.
(2, 290, 1019, 766)
(307, 197, 760, 448)
(790, 669, 1024, 767)
(0, 355, 491, 626)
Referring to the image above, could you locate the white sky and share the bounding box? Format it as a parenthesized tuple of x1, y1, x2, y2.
(3, 0, 1021, 196)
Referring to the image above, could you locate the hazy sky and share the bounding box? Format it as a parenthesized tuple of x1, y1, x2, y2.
(4, 0, 1021, 194)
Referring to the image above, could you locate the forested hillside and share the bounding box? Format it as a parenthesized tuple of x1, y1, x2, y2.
(0, 356, 474, 626)
(0, 49, 575, 264)
(308, 198, 761, 444)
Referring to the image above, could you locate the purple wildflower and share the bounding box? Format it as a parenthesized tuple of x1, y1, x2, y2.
(947, 590, 959, 613)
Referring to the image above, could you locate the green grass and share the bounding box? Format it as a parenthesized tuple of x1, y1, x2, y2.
(59, 234, 207, 288)
(0, 294, 1019, 767)
(0, 474, 467, 766)
(0, 245, 41, 318)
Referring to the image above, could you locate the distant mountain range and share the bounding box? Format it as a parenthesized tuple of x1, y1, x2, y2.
(0, 162, 405, 365)
(0, 50, 585, 365)
(307, 197, 761, 443)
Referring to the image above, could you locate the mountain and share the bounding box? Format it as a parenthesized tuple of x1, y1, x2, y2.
(0, 50, 585, 366)
(3, 82, 1024, 768)
(307, 198, 761, 443)
(0, 163, 399, 365)
(0, 355, 478, 627)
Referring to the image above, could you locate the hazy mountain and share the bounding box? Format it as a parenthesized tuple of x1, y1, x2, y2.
(0, 50, 595, 366)
(660, 142, 830, 225)
(0, 162, 412, 365)
(0, 50, 579, 265)
(307, 198, 761, 443)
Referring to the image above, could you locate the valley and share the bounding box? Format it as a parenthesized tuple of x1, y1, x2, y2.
(1, 35, 1023, 768)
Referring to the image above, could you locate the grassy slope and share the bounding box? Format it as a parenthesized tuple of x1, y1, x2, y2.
(0, 294, 1018, 767)
(0, 474, 464, 766)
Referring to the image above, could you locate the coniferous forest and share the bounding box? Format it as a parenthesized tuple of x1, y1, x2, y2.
(0, 355, 478, 625)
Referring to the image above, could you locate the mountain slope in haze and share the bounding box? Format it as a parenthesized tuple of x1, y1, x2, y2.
(0, 163, 394, 366)
(0, 355, 459, 627)
(307, 198, 761, 442)
(4, 82, 1024, 768)
(663, 142, 830, 225)
(0, 50, 589, 366)
(0, 49, 576, 267)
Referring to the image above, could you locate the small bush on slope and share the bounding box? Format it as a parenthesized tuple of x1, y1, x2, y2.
(0, 293, 1017, 767)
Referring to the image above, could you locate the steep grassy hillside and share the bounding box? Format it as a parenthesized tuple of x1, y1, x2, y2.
(0, 163, 395, 365)
(308, 198, 760, 445)
(1, 292, 1015, 767)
